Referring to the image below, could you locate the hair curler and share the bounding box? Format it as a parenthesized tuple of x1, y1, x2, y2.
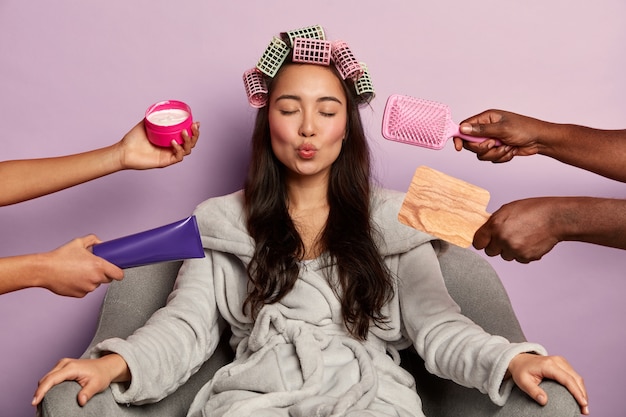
(92, 216, 204, 269)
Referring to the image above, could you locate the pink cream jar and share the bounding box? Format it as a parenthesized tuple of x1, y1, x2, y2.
(144, 100, 193, 147)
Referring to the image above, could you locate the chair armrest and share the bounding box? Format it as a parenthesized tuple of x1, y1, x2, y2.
(39, 261, 234, 417)
(402, 347, 580, 417)
(84, 261, 184, 348)
(409, 244, 580, 417)
(437, 244, 525, 342)
(40, 326, 234, 417)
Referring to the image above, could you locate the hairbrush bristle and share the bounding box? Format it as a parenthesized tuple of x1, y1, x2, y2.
(382, 95, 452, 150)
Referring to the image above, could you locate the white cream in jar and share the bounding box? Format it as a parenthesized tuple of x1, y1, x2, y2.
(146, 108, 190, 126)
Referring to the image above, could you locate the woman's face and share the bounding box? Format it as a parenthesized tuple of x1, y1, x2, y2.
(268, 64, 348, 182)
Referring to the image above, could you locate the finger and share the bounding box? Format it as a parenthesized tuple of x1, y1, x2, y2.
(76, 382, 102, 406)
(190, 121, 200, 145)
(80, 234, 102, 248)
(543, 359, 589, 413)
(474, 146, 512, 162)
(551, 373, 589, 415)
(500, 249, 516, 262)
(453, 137, 464, 151)
(519, 379, 549, 406)
(179, 129, 194, 154)
(47, 358, 73, 373)
(472, 224, 491, 250)
(184, 122, 200, 150)
(483, 240, 502, 258)
(488, 147, 517, 164)
(89, 251, 124, 282)
(169, 139, 185, 161)
(33, 365, 75, 405)
(104, 262, 124, 282)
(462, 139, 491, 154)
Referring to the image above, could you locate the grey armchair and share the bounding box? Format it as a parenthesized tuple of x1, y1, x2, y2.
(39, 245, 580, 417)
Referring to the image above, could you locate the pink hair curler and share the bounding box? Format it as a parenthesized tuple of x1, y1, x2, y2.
(144, 100, 193, 147)
(292, 38, 332, 66)
(243, 68, 268, 108)
(381, 94, 500, 150)
(331, 40, 363, 80)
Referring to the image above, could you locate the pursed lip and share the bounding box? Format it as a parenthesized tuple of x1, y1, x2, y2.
(297, 143, 317, 159)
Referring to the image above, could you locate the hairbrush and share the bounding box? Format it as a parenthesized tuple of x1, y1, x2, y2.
(382, 94, 500, 150)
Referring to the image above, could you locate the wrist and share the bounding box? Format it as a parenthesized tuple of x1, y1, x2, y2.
(106, 142, 128, 172)
(534, 120, 567, 155)
(101, 353, 131, 383)
(541, 197, 584, 243)
(29, 251, 57, 290)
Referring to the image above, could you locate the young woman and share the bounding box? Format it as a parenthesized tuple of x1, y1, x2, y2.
(33, 27, 588, 416)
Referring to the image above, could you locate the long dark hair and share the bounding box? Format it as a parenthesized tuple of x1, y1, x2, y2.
(243, 63, 393, 340)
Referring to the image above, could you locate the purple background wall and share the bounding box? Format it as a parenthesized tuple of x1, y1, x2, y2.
(1, 1, 624, 416)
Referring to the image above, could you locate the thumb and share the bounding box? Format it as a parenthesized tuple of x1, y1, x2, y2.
(459, 122, 476, 135)
(460, 121, 503, 141)
(518, 378, 548, 406)
(533, 388, 548, 406)
(77, 384, 100, 406)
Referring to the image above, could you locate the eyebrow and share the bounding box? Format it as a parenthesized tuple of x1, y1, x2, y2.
(274, 94, 343, 105)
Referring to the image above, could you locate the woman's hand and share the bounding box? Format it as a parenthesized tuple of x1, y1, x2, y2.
(508, 353, 589, 415)
(32, 354, 130, 407)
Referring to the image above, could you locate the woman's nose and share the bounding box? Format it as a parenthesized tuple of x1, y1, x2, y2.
(298, 112, 316, 137)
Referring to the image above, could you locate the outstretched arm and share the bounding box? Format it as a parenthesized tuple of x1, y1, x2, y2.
(453, 109, 626, 182)
(0, 235, 124, 297)
(0, 120, 199, 206)
(474, 196, 626, 263)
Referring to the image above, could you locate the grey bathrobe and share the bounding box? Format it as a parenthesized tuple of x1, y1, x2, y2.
(92, 188, 546, 417)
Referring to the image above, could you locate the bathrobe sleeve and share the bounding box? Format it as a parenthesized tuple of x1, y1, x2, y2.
(89, 252, 224, 405)
(396, 241, 547, 406)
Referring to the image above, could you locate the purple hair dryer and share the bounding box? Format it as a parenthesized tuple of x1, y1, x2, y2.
(92, 216, 204, 269)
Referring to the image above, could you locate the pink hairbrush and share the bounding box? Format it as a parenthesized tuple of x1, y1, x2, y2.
(382, 94, 500, 150)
